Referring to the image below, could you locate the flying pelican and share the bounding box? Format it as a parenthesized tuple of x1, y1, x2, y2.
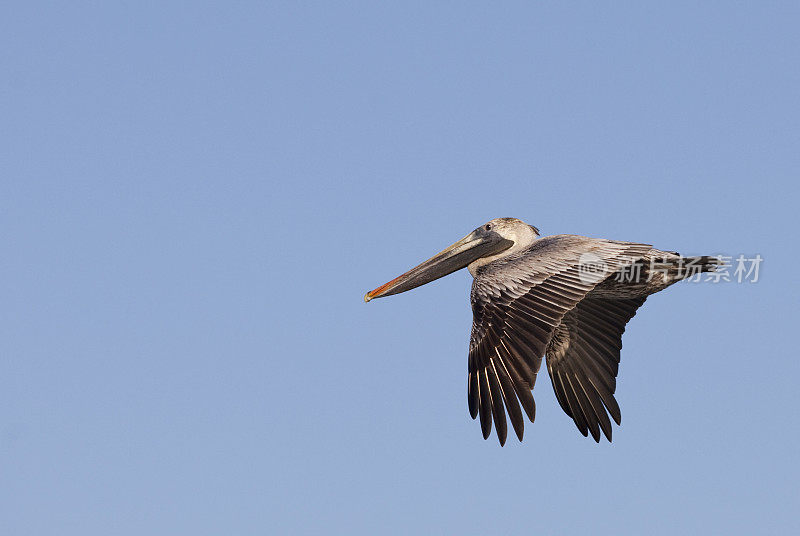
(364, 218, 719, 445)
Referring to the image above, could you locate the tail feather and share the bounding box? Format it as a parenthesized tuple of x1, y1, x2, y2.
(646, 254, 722, 284)
(663, 255, 722, 283)
(682, 255, 722, 273)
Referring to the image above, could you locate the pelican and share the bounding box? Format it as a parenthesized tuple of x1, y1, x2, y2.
(364, 218, 719, 445)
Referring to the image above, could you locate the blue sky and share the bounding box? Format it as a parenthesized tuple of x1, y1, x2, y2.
(2, 2, 798, 534)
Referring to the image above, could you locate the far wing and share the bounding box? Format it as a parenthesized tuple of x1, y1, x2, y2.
(546, 296, 647, 442)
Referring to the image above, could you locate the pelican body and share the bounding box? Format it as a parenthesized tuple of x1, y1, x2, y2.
(365, 218, 718, 445)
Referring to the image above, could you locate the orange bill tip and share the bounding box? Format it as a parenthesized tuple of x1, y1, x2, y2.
(364, 273, 405, 303)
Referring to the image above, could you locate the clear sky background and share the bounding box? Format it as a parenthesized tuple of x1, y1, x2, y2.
(2, 2, 799, 534)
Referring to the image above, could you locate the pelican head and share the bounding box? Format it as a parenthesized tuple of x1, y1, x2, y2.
(364, 217, 540, 302)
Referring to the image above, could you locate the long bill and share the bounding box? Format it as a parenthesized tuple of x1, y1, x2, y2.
(364, 231, 513, 302)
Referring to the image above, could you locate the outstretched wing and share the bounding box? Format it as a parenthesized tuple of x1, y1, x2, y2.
(546, 296, 647, 443)
(468, 236, 651, 445)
